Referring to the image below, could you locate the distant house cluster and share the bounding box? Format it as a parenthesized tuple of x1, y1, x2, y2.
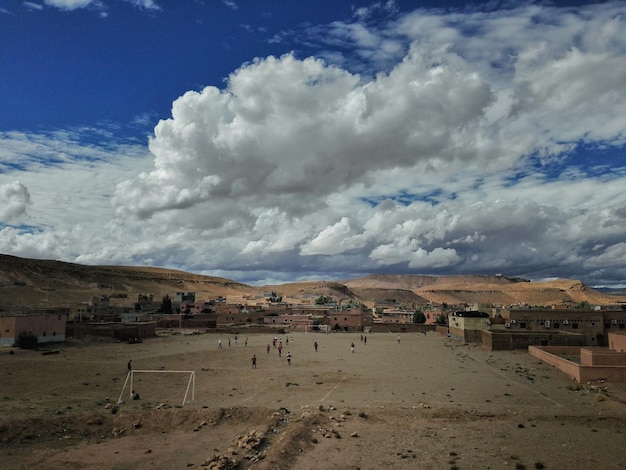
(447, 306, 626, 349)
(442, 304, 626, 383)
(3, 288, 626, 374)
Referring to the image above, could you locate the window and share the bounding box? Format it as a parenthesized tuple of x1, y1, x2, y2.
(553, 323, 560, 329)
(572, 323, 579, 329)
(520, 322, 526, 329)
(620, 324, 625, 330)
(43, 332, 46, 337)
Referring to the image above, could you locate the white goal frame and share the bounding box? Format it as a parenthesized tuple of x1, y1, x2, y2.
(304, 324, 330, 334)
(117, 370, 195, 407)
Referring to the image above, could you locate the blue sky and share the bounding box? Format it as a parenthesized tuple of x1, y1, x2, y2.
(0, 0, 625, 288)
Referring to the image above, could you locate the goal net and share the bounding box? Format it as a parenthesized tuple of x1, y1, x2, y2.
(117, 370, 195, 407)
(304, 324, 330, 334)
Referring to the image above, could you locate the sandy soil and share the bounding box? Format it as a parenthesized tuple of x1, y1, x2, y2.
(1, 329, 626, 469)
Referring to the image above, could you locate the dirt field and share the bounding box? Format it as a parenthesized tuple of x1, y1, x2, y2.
(1, 330, 626, 469)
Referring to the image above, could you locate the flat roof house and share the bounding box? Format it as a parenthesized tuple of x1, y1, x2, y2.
(0, 311, 67, 347)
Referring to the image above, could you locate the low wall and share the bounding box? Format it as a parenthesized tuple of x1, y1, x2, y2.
(609, 332, 626, 352)
(68, 322, 157, 340)
(529, 346, 626, 383)
(580, 348, 626, 366)
(528, 346, 582, 381)
(370, 324, 435, 334)
(578, 365, 626, 383)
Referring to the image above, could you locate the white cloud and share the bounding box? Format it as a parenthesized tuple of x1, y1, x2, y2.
(0, 181, 31, 221)
(23, 2, 44, 10)
(43, 0, 95, 10)
(3, 2, 626, 287)
(104, 3, 626, 285)
(0, 130, 152, 260)
(41, 0, 160, 11)
(125, 0, 160, 10)
(301, 217, 367, 256)
(222, 0, 237, 11)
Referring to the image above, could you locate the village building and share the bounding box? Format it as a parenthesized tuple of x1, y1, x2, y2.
(72, 302, 95, 322)
(329, 309, 370, 331)
(448, 310, 490, 344)
(372, 308, 414, 324)
(173, 292, 195, 313)
(179, 301, 214, 316)
(446, 307, 626, 350)
(423, 309, 445, 325)
(0, 309, 68, 347)
(270, 313, 314, 331)
(70, 296, 110, 321)
(495, 308, 626, 347)
(120, 311, 151, 323)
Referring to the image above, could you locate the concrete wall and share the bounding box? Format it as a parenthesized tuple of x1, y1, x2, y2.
(68, 322, 156, 340)
(370, 324, 435, 334)
(483, 331, 585, 351)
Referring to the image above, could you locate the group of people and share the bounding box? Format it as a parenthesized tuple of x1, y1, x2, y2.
(218, 336, 248, 349)
(246, 335, 305, 369)
(252, 349, 292, 368)
(252, 334, 371, 367)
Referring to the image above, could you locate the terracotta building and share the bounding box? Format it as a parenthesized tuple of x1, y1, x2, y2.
(0, 310, 68, 347)
(329, 309, 369, 331)
(497, 309, 626, 346)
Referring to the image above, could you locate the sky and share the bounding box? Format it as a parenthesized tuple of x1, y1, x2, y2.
(0, 0, 625, 288)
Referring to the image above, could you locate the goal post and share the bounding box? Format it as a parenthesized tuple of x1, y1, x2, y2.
(117, 370, 195, 407)
(304, 324, 330, 334)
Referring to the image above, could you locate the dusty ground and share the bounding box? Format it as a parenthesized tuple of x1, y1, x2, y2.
(1, 330, 626, 469)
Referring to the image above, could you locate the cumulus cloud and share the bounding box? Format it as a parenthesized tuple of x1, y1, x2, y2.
(104, 2, 626, 285)
(114, 49, 494, 219)
(301, 217, 367, 256)
(3, 2, 626, 286)
(0, 130, 152, 260)
(0, 181, 31, 221)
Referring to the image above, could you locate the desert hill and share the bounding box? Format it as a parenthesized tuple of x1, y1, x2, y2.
(0, 254, 254, 309)
(0, 254, 624, 310)
(342, 274, 623, 307)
